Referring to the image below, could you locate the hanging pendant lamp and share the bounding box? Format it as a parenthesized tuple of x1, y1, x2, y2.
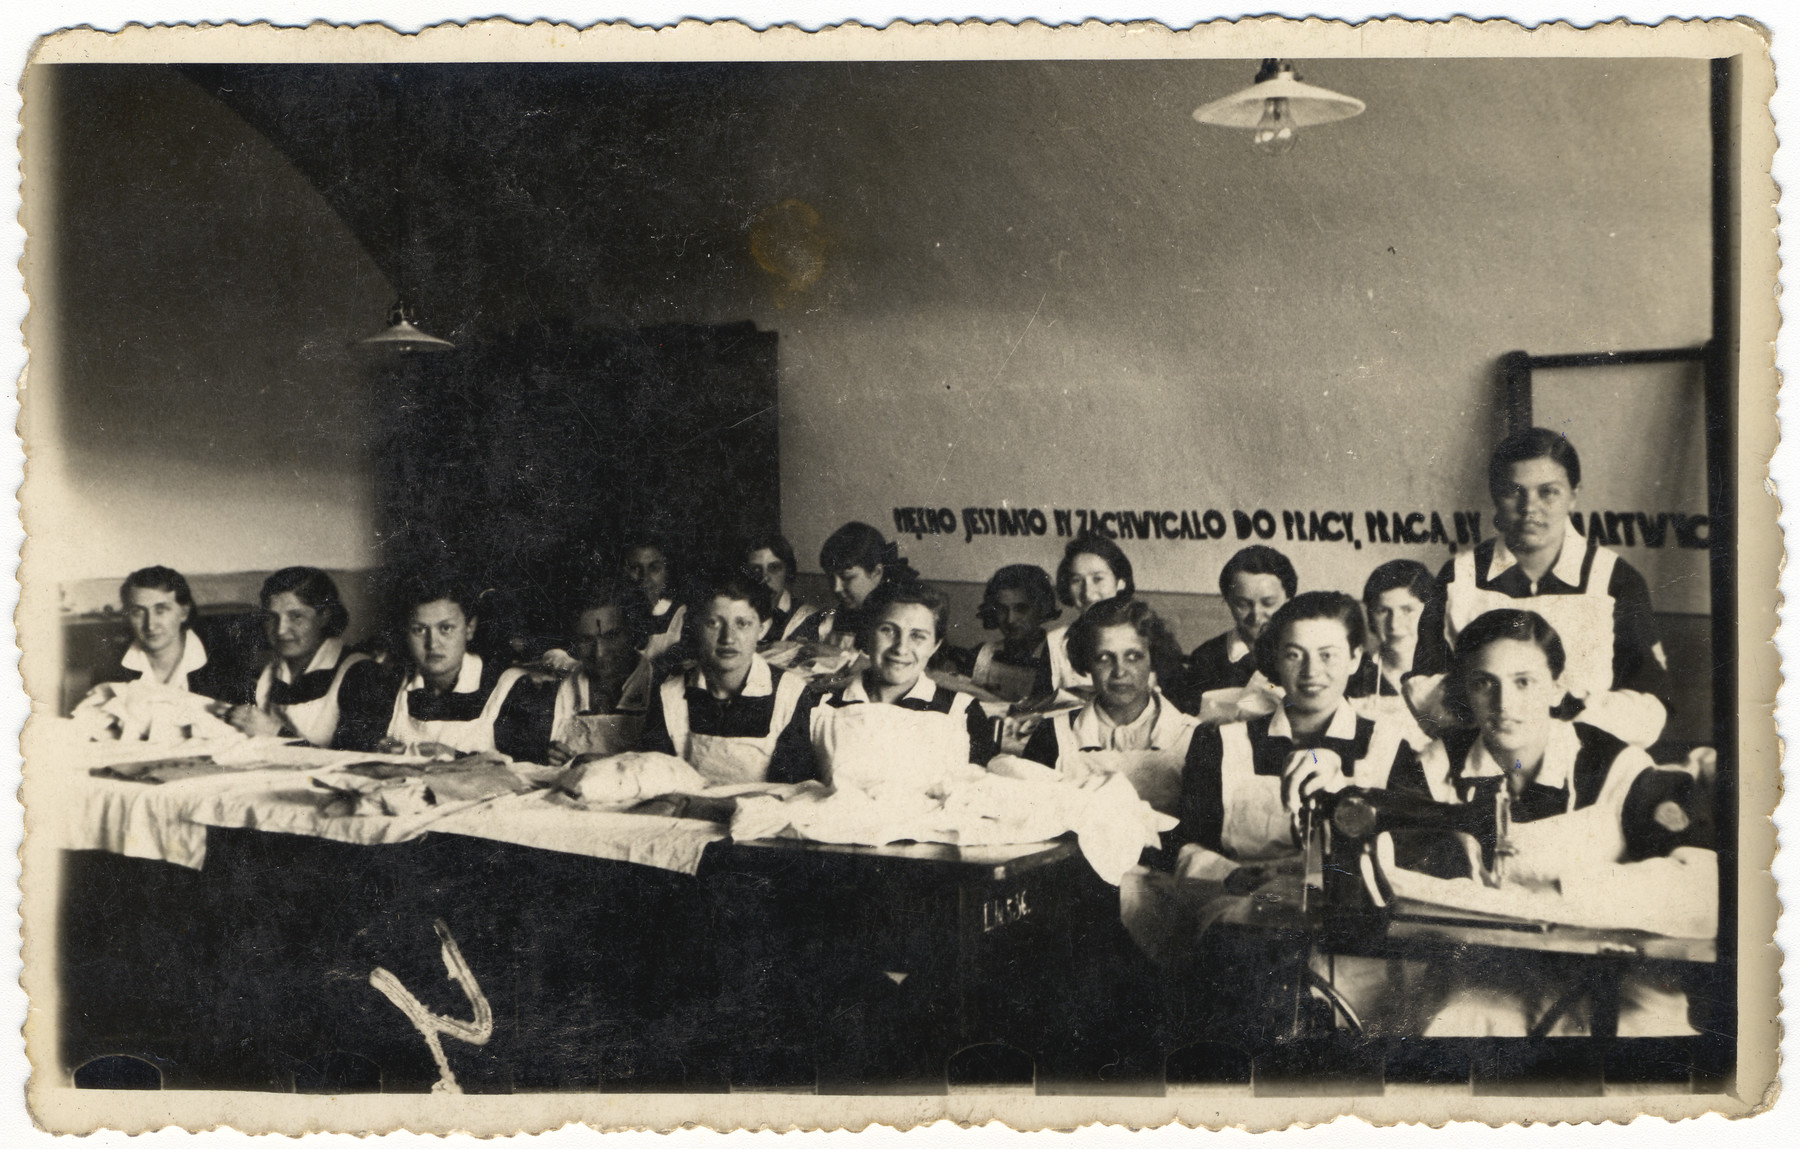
(359, 300, 455, 352)
(355, 70, 455, 352)
(1192, 59, 1365, 156)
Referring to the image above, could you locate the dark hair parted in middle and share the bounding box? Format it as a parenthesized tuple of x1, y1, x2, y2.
(1487, 426, 1583, 501)
(742, 532, 799, 578)
(394, 575, 480, 621)
(120, 565, 198, 627)
(1360, 559, 1443, 612)
(1219, 544, 1299, 600)
(1442, 608, 1569, 725)
(857, 578, 948, 650)
(977, 564, 1062, 630)
(258, 566, 350, 639)
(689, 568, 775, 621)
(819, 521, 920, 583)
(1054, 534, 1135, 608)
(1064, 596, 1184, 686)
(1253, 590, 1368, 682)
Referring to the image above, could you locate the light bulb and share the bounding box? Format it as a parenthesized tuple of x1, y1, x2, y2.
(1251, 97, 1298, 156)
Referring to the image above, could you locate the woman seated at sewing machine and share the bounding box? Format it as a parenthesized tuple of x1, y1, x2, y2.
(1359, 607, 1712, 1036)
(1344, 559, 1446, 748)
(219, 566, 370, 746)
(635, 570, 811, 785)
(545, 582, 650, 766)
(744, 532, 819, 645)
(943, 563, 1060, 703)
(769, 580, 998, 789)
(334, 579, 554, 760)
(1017, 597, 1197, 814)
(1173, 591, 1420, 865)
(787, 521, 921, 650)
(73, 565, 240, 741)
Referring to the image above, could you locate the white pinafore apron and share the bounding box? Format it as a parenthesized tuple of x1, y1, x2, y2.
(1445, 543, 1619, 707)
(970, 641, 1041, 703)
(657, 668, 806, 785)
(1214, 722, 1294, 861)
(1047, 698, 1197, 816)
(1044, 625, 1091, 692)
(811, 701, 974, 800)
(255, 652, 370, 748)
(550, 671, 645, 758)
(386, 665, 528, 755)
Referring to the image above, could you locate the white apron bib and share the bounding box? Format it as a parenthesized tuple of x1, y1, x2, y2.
(1446, 545, 1619, 705)
(256, 653, 369, 748)
(386, 665, 527, 756)
(971, 641, 1041, 703)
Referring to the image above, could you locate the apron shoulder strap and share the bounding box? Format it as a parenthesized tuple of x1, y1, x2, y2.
(659, 674, 692, 760)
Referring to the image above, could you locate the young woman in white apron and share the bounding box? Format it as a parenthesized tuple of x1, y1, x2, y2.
(945, 563, 1059, 703)
(788, 521, 921, 651)
(1344, 559, 1445, 751)
(72, 565, 236, 741)
(1169, 545, 1296, 718)
(621, 540, 687, 666)
(1435, 428, 1671, 748)
(1176, 592, 1419, 864)
(1019, 597, 1197, 816)
(546, 585, 648, 765)
(1371, 608, 1707, 1037)
(744, 532, 819, 645)
(218, 567, 369, 747)
(335, 582, 554, 760)
(639, 571, 809, 785)
(1045, 534, 1139, 693)
(769, 581, 998, 794)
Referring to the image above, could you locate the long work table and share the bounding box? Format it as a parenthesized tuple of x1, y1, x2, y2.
(48, 736, 1730, 1094)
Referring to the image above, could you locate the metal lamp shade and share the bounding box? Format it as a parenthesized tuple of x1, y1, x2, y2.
(1192, 72, 1366, 130)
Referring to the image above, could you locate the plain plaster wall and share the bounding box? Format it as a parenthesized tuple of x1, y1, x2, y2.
(35, 65, 393, 588)
(37, 59, 1712, 620)
(740, 59, 1713, 611)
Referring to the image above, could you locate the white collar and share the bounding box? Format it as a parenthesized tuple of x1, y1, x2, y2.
(687, 653, 774, 698)
(844, 670, 937, 705)
(651, 597, 674, 618)
(774, 589, 793, 613)
(1225, 632, 1252, 665)
(1268, 699, 1360, 742)
(1073, 690, 1175, 748)
(1486, 524, 1587, 587)
(272, 636, 344, 684)
(122, 629, 209, 684)
(1463, 719, 1580, 791)
(407, 651, 485, 693)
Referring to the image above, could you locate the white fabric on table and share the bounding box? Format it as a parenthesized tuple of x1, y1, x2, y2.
(430, 790, 728, 875)
(730, 759, 1174, 885)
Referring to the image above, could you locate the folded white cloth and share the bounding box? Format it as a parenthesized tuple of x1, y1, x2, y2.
(730, 758, 1175, 885)
(558, 751, 708, 806)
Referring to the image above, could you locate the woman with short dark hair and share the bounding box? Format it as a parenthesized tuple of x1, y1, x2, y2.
(334, 576, 554, 759)
(788, 521, 919, 649)
(222, 566, 370, 745)
(72, 565, 237, 740)
(1020, 596, 1198, 815)
(1044, 534, 1137, 692)
(743, 532, 819, 644)
(771, 579, 996, 791)
(945, 564, 1060, 702)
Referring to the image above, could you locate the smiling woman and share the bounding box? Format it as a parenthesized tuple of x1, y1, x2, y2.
(218, 567, 369, 747)
(769, 580, 998, 792)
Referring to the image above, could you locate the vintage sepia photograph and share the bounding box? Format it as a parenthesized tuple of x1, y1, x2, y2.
(12, 17, 1781, 1134)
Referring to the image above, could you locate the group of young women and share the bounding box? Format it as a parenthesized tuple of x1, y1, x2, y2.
(72, 427, 1708, 1036)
